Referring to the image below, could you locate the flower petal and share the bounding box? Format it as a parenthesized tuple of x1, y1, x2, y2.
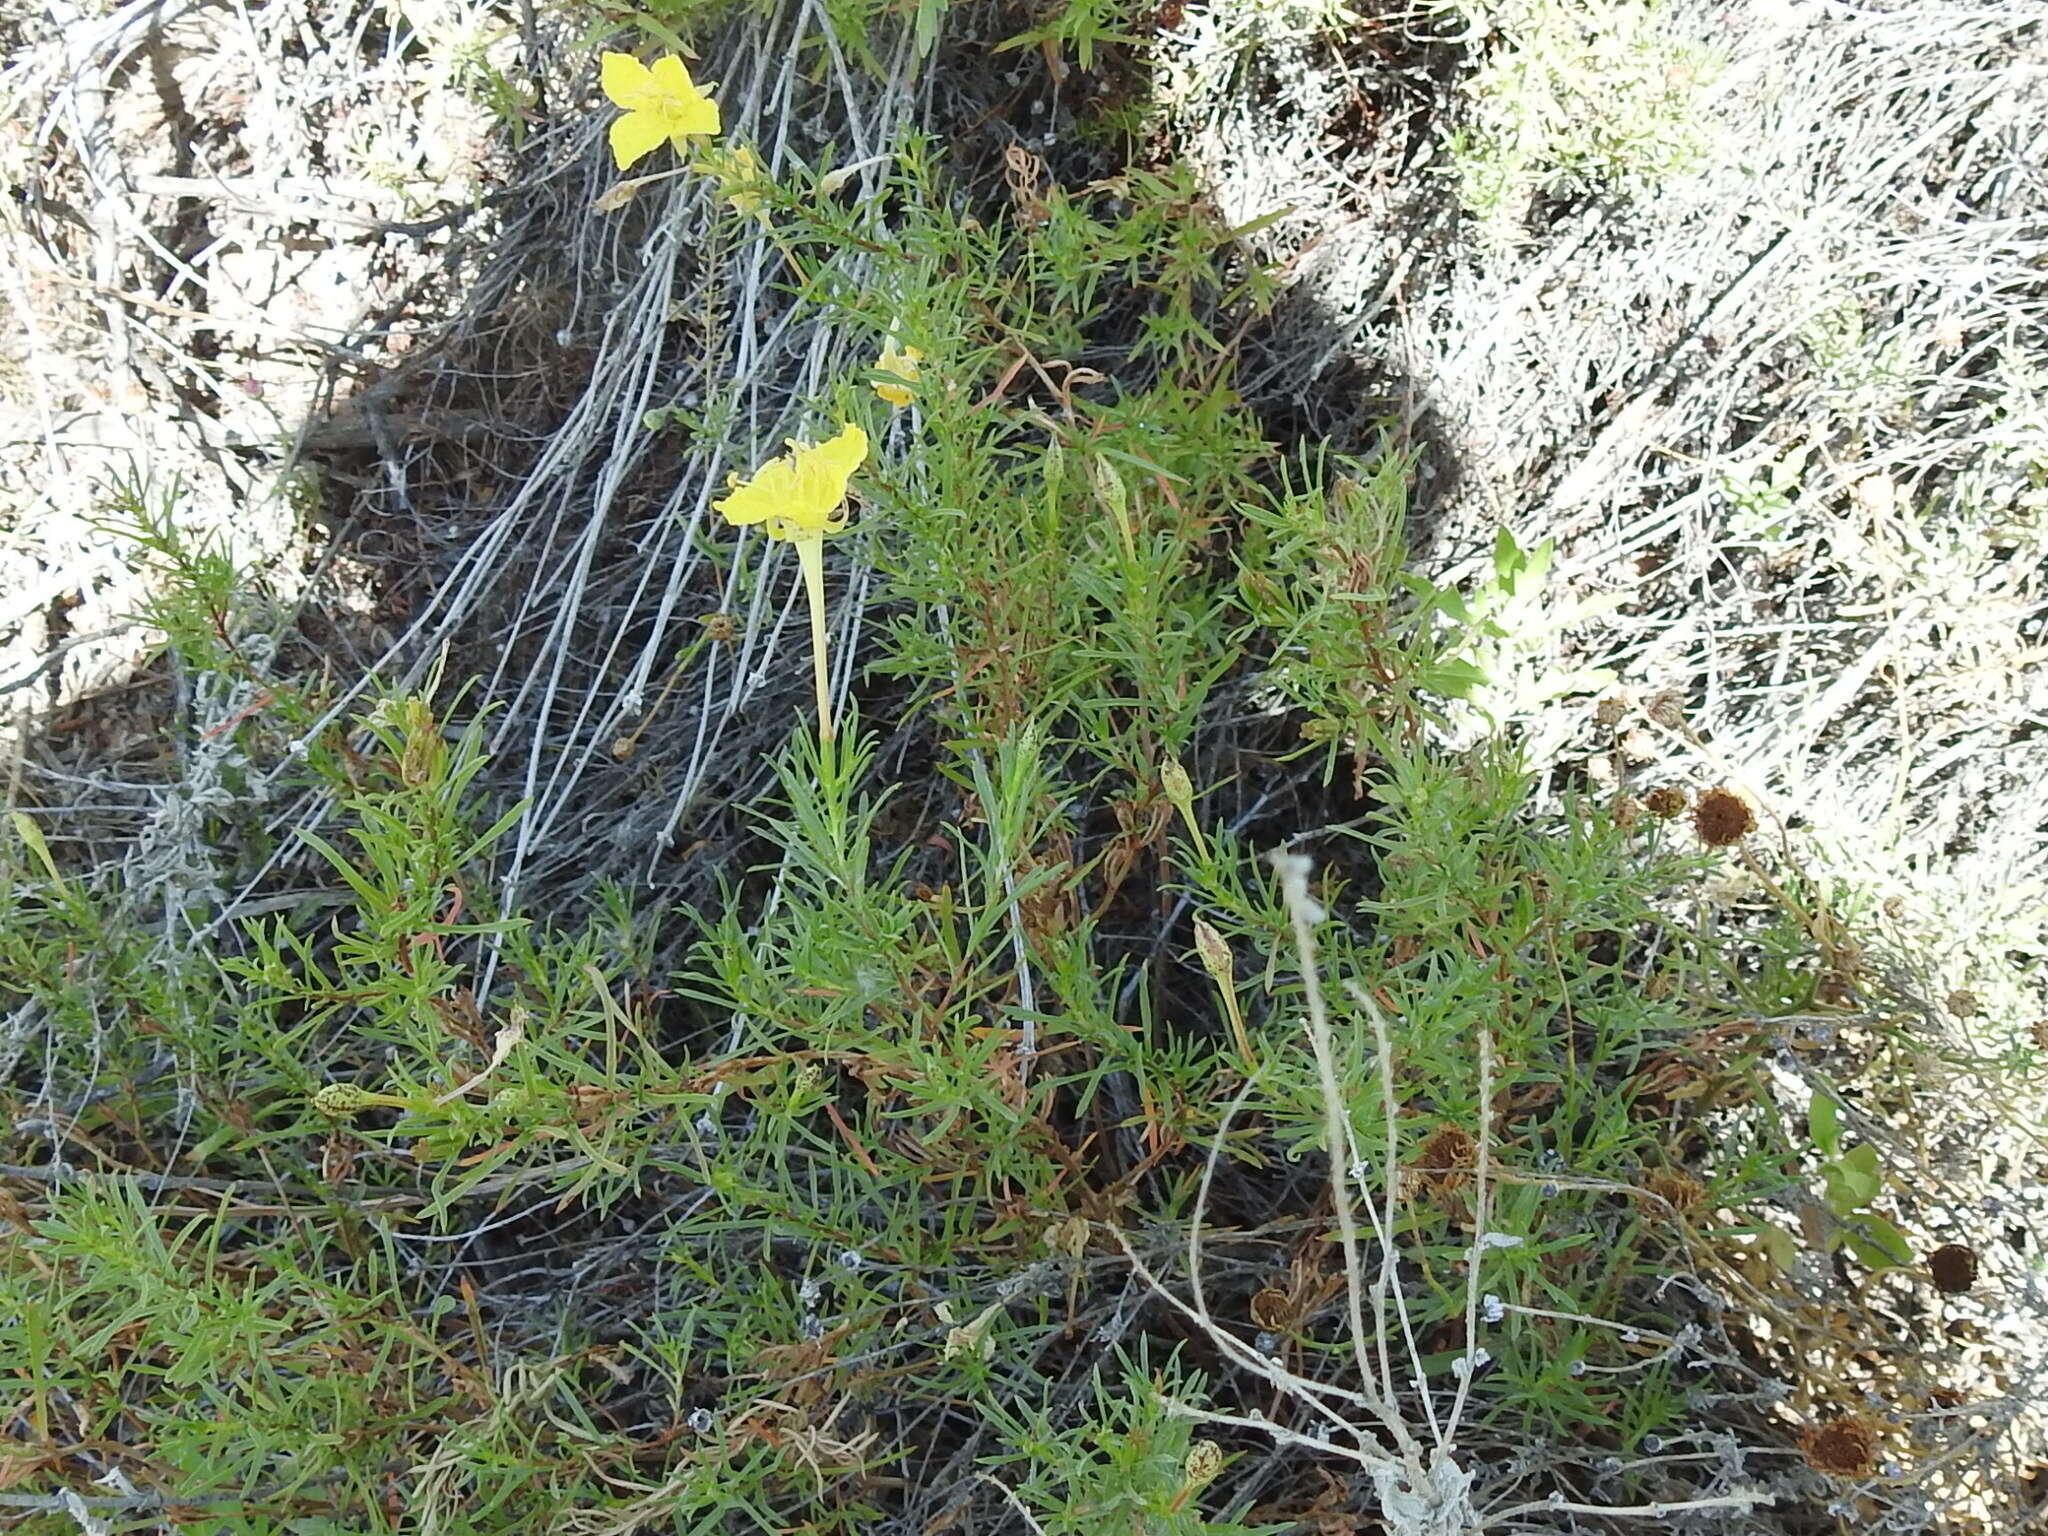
(600, 52, 656, 111)
(787, 426, 867, 520)
(874, 343, 920, 406)
(664, 93, 721, 139)
(646, 53, 699, 98)
(716, 426, 865, 540)
(812, 424, 869, 480)
(609, 109, 670, 172)
(714, 457, 800, 527)
(645, 55, 721, 138)
(710, 144, 767, 220)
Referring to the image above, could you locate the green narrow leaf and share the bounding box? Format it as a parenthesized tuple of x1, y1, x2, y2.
(456, 799, 533, 868)
(1225, 205, 1295, 242)
(1842, 1142, 1883, 1192)
(1851, 1214, 1915, 1268)
(8, 810, 61, 884)
(295, 827, 386, 908)
(913, 0, 942, 58)
(1808, 1091, 1840, 1159)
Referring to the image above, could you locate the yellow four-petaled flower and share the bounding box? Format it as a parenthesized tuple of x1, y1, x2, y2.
(601, 52, 721, 171)
(714, 425, 867, 542)
(715, 425, 869, 741)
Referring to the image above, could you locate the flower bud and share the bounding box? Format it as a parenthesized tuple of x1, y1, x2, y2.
(1193, 918, 1234, 989)
(313, 1083, 378, 1118)
(1183, 1440, 1224, 1489)
(1160, 755, 1194, 814)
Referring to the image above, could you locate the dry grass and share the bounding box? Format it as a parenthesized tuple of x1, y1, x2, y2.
(1169, 0, 2046, 902)
(0, 0, 519, 759)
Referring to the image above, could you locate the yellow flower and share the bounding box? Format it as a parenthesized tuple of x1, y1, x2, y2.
(601, 52, 720, 171)
(714, 425, 868, 542)
(873, 340, 923, 407)
(713, 424, 869, 745)
(702, 143, 770, 223)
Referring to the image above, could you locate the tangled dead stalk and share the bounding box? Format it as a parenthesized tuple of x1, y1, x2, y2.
(1122, 849, 1775, 1534)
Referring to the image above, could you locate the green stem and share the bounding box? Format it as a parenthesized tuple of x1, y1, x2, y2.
(795, 534, 833, 743)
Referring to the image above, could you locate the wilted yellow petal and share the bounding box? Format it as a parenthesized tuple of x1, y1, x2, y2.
(592, 176, 645, 213)
(819, 153, 894, 197)
(706, 144, 768, 221)
(943, 1302, 1001, 1361)
(874, 342, 921, 407)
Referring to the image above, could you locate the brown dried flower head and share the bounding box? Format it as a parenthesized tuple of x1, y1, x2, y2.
(1249, 1286, 1295, 1332)
(1944, 989, 1979, 1019)
(1642, 1169, 1707, 1218)
(1414, 1123, 1478, 1193)
(1694, 787, 1756, 846)
(1799, 1415, 1880, 1477)
(1645, 688, 1689, 728)
(1644, 786, 1689, 819)
(1927, 1243, 1978, 1294)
